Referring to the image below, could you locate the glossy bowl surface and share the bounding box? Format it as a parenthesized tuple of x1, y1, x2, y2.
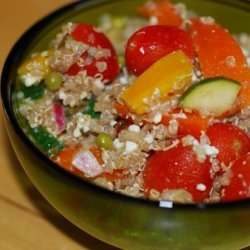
(1, 0, 250, 249)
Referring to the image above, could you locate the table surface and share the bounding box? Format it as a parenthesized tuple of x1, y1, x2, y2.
(0, 1, 117, 249)
(0, 1, 249, 250)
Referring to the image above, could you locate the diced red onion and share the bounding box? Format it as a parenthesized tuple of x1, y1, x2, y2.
(72, 150, 103, 177)
(53, 102, 65, 133)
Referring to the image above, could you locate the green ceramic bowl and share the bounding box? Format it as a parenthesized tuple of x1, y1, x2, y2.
(1, 0, 250, 249)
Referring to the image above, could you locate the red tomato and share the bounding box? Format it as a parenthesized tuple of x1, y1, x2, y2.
(125, 25, 195, 76)
(143, 142, 213, 202)
(67, 23, 119, 82)
(221, 153, 250, 202)
(206, 123, 250, 167)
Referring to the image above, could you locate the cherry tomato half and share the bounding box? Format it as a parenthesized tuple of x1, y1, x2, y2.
(221, 153, 250, 202)
(143, 142, 213, 202)
(206, 123, 250, 167)
(125, 25, 195, 76)
(67, 23, 120, 82)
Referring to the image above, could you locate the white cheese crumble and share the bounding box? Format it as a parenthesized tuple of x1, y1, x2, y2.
(113, 139, 123, 149)
(139, 47, 145, 55)
(21, 73, 41, 87)
(182, 134, 219, 163)
(73, 114, 91, 137)
(200, 16, 215, 25)
(153, 112, 162, 124)
(110, 120, 117, 127)
(144, 134, 154, 144)
(196, 183, 207, 192)
(125, 141, 138, 153)
(93, 78, 105, 90)
(80, 91, 88, 100)
(59, 90, 78, 107)
(149, 16, 158, 25)
(153, 88, 161, 96)
(119, 76, 128, 85)
(128, 124, 140, 132)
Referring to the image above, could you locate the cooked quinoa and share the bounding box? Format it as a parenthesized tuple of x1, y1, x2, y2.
(15, 0, 250, 204)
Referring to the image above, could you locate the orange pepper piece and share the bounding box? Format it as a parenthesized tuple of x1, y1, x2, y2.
(53, 146, 81, 171)
(138, 0, 183, 27)
(54, 146, 104, 176)
(161, 109, 210, 139)
(114, 101, 131, 119)
(189, 18, 250, 110)
(89, 147, 104, 165)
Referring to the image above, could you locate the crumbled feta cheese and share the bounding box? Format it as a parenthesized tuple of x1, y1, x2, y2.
(125, 141, 138, 153)
(16, 91, 24, 99)
(80, 91, 88, 99)
(73, 114, 91, 137)
(247, 57, 250, 66)
(200, 16, 215, 25)
(196, 70, 202, 77)
(110, 120, 117, 127)
(119, 76, 128, 85)
(202, 144, 219, 156)
(93, 78, 105, 90)
(196, 183, 207, 192)
(144, 134, 154, 144)
(153, 88, 161, 96)
(139, 47, 145, 54)
(193, 143, 219, 163)
(73, 128, 81, 138)
(21, 73, 40, 87)
(58, 89, 67, 100)
(153, 112, 162, 124)
(113, 139, 123, 149)
(182, 134, 219, 163)
(182, 135, 197, 146)
(128, 124, 140, 132)
(149, 16, 158, 25)
(192, 73, 198, 82)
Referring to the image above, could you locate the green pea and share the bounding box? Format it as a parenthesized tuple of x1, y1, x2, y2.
(111, 17, 126, 29)
(96, 133, 113, 149)
(45, 71, 62, 91)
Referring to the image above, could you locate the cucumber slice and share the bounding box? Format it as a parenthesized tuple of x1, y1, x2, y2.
(179, 77, 241, 116)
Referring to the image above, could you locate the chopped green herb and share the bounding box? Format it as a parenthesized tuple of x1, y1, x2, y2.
(20, 82, 45, 100)
(83, 98, 101, 119)
(31, 126, 64, 157)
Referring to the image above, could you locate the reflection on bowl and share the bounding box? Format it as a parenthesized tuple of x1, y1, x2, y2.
(1, 0, 250, 249)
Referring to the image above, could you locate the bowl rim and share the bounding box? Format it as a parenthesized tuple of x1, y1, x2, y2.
(1, 0, 250, 210)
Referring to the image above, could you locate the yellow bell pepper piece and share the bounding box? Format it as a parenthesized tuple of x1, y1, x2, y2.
(18, 51, 52, 84)
(18, 51, 52, 75)
(120, 50, 194, 114)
